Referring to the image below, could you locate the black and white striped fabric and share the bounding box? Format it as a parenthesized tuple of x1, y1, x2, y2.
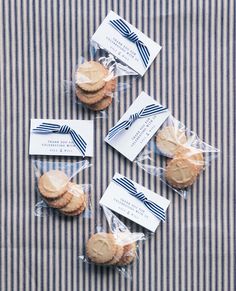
(113, 176, 166, 221)
(33, 122, 87, 157)
(110, 18, 150, 67)
(108, 103, 167, 139)
(0, 1, 235, 290)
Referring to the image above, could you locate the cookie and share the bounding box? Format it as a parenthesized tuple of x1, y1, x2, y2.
(44, 189, 73, 209)
(116, 242, 137, 266)
(76, 85, 106, 104)
(174, 145, 204, 173)
(76, 78, 117, 105)
(165, 157, 199, 189)
(105, 78, 117, 92)
(38, 170, 69, 199)
(59, 184, 85, 213)
(59, 199, 87, 216)
(67, 183, 85, 197)
(86, 95, 113, 111)
(156, 126, 187, 157)
(86, 233, 117, 264)
(107, 244, 124, 265)
(75, 61, 108, 92)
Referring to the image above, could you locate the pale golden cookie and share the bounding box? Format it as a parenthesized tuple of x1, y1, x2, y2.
(165, 157, 199, 189)
(86, 233, 117, 264)
(59, 199, 87, 216)
(106, 78, 117, 92)
(38, 170, 69, 199)
(116, 242, 137, 266)
(107, 244, 124, 265)
(59, 184, 85, 213)
(67, 183, 85, 197)
(76, 78, 117, 105)
(174, 145, 204, 173)
(44, 190, 73, 209)
(156, 126, 187, 157)
(76, 61, 108, 92)
(76, 85, 106, 104)
(87, 95, 113, 111)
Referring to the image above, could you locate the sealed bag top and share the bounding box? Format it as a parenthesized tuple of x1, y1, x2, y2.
(91, 10, 162, 76)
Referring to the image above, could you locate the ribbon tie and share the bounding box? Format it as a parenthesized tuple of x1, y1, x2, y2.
(108, 104, 167, 140)
(33, 123, 87, 157)
(110, 18, 150, 67)
(113, 177, 166, 222)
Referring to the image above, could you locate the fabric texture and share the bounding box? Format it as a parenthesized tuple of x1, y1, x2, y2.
(0, 0, 235, 290)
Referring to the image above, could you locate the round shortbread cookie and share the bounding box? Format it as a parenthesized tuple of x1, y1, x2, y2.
(106, 77, 117, 92)
(76, 78, 117, 105)
(165, 157, 199, 189)
(44, 190, 73, 209)
(67, 183, 85, 197)
(75, 61, 108, 92)
(156, 126, 187, 157)
(174, 145, 205, 173)
(76, 85, 106, 104)
(116, 243, 137, 266)
(38, 170, 69, 199)
(107, 244, 124, 265)
(59, 199, 87, 216)
(59, 184, 85, 213)
(87, 95, 113, 111)
(86, 233, 117, 264)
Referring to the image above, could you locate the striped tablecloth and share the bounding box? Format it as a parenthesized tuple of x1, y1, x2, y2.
(1, 1, 235, 290)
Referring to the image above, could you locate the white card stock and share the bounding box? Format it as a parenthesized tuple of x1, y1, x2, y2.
(92, 11, 162, 76)
(105, 92, 170, 161)
(29, 119, 93, 157)
(100, 173, 170, 232)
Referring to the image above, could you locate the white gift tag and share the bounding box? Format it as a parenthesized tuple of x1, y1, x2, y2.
(105, 92, 170, 161)
(100, 173, 170, 232)
(91, 11, 162, 76)
(29, 119, 93, 157)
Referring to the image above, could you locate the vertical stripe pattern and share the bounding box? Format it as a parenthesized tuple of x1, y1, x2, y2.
(0, 0, 235, 291)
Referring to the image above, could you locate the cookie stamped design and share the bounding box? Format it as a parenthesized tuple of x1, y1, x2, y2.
(86, 232, 137, 266)
(75, 61, 117, 111)
(38, 170, 87, 217)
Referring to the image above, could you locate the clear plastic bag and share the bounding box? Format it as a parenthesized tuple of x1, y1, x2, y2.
(65, 41, 138, 115)
(33, 159, 92, 217)
(79, 206, 145, 279)
(136, 115, 219, 198)
(89, 40, 139, 78)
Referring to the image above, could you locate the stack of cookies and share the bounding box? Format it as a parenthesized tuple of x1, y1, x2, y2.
(156, 126, 205, 189)
(38, 170, 87, 216)
(86, 232, 137, 266)
(75, 61, 117, 111)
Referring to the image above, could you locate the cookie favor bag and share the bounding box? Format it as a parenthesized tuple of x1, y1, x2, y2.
(33, 160, 92, 217)
(80, 172, 170, 278)
(135, 115, 219, 198)
(79, 206, 145, 279)
(71, 11, 161, 112)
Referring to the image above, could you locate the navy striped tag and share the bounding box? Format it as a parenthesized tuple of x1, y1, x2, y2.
(108, 103, 168, 140)
(33, 123, 87, 157)
(113, 177, 166, 222)
(110, 18, 150, 67)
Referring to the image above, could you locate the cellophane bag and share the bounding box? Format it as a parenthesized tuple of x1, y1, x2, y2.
(68, 10, 162, 114)
(33, 159, 92, 218)
(68, 46, 138, 114)
(79, 206, 145, 279)
(136, 115, 219, 199)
